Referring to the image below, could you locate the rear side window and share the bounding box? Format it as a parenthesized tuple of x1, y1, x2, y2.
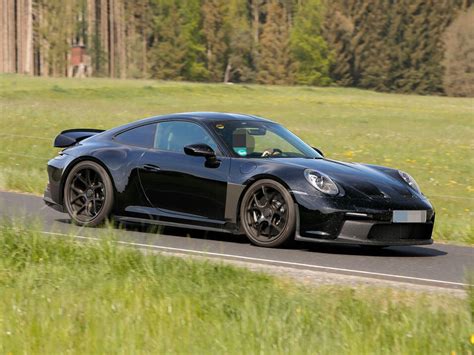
(115, 124, 157, 148)
(154, 121, 220, 154)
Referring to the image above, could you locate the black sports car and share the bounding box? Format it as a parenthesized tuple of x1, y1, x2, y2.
(44, 112, 435, 248)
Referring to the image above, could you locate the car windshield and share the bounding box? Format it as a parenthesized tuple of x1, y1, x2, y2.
(210, 121, 321, 159)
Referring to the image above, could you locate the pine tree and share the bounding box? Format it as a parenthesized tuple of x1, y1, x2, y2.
(148, 2, 188, 80)
(323, 6, 354, 86)
(179, 0, 208, 80)
(148, 0, 207, 81)
(442, 6, 474, 96)
(325, 0, 455, 93)
(290, 0, 331, 86)
(202, 0, 228, 81)
(124, 0, 149, 78)
(225, 0, 255, 83)
(384, 0, 407, 92)
(351, 0, 391, 91)
(257, 0, 293, 84)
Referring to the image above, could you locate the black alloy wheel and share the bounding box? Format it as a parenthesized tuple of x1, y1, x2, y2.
(240, 179, 296, 247)
(64, 161, 114, 226)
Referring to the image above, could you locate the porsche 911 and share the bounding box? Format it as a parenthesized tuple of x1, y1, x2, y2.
(44, 112, 435, 248)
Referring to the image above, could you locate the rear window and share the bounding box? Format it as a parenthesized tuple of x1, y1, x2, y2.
(115, 124, 156, 148)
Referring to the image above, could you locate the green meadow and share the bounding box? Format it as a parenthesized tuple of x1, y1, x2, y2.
(0, 224, 472, 354)
(0, 74, 473, 244)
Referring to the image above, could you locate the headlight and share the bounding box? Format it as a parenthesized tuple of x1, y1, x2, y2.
(398, 170, 421, 193)
(304, 169, 339, 196)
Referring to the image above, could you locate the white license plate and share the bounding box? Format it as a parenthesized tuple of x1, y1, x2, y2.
(392, 210, 427, 223)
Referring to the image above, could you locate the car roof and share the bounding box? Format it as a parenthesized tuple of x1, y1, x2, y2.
(147, 112, 272, 123)
(103, 112, 275, 137)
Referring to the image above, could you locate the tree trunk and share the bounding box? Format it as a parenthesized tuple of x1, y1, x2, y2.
(100, 0, 109, 75)
(24, 0, 33, 74)
(39, 1, 49, 76)
(224, 61, 232, 83)
(117, 0, 126, 78)
(87, 0, 95, 49)
(16, 0, 22, 72)
(109, 0, 115, 77)
(252, 0, 259, 44)
(142, 32, 147, 77)
(0, 0, 5, 72)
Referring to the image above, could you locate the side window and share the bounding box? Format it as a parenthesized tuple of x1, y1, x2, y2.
(115, 124, 157, 148)
(154, 121, 219, 154)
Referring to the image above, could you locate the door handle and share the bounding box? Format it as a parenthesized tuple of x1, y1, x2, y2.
(141, 164, 161, 172)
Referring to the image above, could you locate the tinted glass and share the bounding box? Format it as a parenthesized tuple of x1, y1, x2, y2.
(115, 124, 157, 148)
(154, 121, 219, 154)
(210, 121, 320, 158)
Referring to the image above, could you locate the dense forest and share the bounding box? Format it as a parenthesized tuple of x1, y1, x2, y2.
(1, 0, 473, 96)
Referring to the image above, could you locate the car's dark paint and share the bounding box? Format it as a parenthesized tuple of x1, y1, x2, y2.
(138, 149, 230, 221)
(44, 112, 434, 246)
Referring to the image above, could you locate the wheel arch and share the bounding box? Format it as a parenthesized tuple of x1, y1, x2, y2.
(60, 156, 117, 204)
(235, 174, 297, 225)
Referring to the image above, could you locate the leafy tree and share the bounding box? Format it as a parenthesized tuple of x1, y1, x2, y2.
(290, 0, 331, 86)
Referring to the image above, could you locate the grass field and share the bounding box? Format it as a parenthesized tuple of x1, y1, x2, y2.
(0, 224, 472, 354)
(0, 74, 473, 244)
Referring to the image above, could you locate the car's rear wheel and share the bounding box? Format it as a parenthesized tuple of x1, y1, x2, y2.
(63, 161, 114, 226)
(240, 179, 296, 247)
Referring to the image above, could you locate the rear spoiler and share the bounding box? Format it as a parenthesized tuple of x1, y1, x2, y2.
(54, 129, 105, 148)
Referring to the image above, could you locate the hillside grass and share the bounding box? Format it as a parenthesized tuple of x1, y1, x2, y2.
(0, 224, 472, 354)
(0, 74, 473, 244)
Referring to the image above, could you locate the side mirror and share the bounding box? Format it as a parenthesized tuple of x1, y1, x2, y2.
(184, 144, 216, 159)
(312, 147, 324, 157)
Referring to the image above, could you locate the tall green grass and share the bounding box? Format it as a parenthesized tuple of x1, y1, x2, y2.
(0, 74, 472, 244)
(0, 224, 472, 354)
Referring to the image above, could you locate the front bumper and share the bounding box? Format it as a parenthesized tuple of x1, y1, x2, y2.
(294, 198, 435, 246)
(296, 216, 434, 246)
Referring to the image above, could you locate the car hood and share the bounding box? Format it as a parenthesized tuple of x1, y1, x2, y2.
(273, 158, 417, 200)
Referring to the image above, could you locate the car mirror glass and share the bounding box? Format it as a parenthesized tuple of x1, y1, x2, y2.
(184, 144, 216, 158)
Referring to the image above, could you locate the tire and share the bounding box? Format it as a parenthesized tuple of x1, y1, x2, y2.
(63, 160, 114, 227)
(240, 179, 296, 247)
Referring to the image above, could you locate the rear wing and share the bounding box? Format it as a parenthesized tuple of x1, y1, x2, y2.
(54, 129, 104, 148)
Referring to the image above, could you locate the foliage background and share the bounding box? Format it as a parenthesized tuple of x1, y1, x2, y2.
(1, 0, 473, 96)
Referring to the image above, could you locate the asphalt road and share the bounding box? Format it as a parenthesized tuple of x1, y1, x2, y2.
(1, 191, 472, 290)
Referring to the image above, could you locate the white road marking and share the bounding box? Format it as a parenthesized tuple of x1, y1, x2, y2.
(37, 230, 469, 288)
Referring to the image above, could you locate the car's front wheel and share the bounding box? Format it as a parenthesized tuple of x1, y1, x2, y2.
(63, 160, 114, 226)
(240, 179, 296, 247)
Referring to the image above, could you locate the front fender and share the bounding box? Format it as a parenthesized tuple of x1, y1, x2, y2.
(225, 158, 311, 225)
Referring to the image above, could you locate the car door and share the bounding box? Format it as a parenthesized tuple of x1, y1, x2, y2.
(138, 120, 230, 222)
